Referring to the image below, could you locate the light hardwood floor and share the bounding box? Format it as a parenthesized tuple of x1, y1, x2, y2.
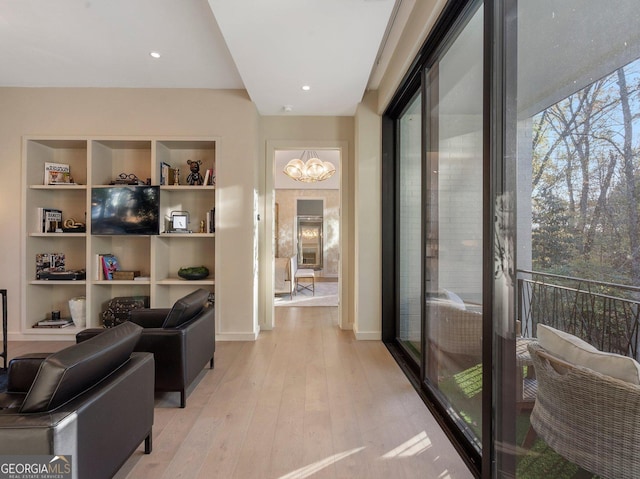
(9, 307, 474, 479)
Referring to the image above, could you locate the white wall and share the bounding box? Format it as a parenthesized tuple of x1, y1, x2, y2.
(0, 87, 260, 340)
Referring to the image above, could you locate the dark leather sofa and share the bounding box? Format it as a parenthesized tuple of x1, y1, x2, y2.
(0, 321, 154, 479)
(77, 288, 215, 408)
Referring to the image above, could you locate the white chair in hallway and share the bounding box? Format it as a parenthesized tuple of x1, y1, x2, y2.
(295, 268, 315, 295)
(291, 254, 315, 295)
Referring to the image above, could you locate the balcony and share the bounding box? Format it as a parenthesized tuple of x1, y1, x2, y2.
(518, 269, 640, 359)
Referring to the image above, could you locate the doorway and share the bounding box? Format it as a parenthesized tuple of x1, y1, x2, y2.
(263, 143, 346, 330)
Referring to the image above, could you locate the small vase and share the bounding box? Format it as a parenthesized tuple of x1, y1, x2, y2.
(68, 296, 86, 328)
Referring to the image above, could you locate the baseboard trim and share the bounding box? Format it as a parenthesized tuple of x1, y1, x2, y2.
(217, 330, 260, 341)
(353, 330, 382, 340)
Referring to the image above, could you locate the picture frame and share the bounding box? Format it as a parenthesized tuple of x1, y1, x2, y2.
(170, 210, 190, 233)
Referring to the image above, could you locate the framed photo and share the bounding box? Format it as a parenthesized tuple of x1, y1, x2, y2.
(170, 211, 190, 233)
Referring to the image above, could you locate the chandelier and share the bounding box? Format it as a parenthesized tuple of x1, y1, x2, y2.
(283, 151, 336, 183)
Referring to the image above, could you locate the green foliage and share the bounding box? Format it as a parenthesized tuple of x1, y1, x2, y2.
(532, 193, 577, 271)
(530, 62, 640, 286)
(517, 440, 591, 479)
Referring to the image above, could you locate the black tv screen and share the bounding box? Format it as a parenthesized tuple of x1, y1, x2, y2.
(91, 186, 160, 235)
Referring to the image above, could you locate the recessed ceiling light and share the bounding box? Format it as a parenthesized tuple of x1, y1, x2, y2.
(150, 51, 161, 59)
(301, 85, 311, 91)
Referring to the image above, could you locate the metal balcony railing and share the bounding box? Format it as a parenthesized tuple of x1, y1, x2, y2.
(517, 270, 640, 360)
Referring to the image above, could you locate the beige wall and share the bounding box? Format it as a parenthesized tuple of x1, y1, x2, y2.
(1, 84, 399, 341)
(0, 87, 260, 340)
(354, 91, 383, 339)
(352, 0, 448, 338)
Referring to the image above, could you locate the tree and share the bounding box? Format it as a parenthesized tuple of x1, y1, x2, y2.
(532, 192, 576, 272)
(531, 60, 640, 286)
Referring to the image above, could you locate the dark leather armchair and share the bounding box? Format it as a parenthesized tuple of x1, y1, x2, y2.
(77, 288, 215, 408)
(0, 322, 154, 479)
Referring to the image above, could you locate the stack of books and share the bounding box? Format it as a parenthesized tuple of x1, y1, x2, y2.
(36, 208, 63, 233)
(44, 162, 74, 185)
(35, 253, 66, 279)
(33, 318, 74, 328)
(96, 253, 120, 280)
(160, 162, 177, 185)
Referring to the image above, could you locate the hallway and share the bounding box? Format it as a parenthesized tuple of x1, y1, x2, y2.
(9, 307, 473, 478)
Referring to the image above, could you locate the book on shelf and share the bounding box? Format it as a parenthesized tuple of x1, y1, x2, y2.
(112, 270, 140, 280)
(95, 254, 105, 280)
(37, 208, 63, 233)
(206, 207, 215, 233)
(160, 162, 177, 186)
(33, 318, 74, 328)
(160, 161, 170, 185)
(33, 318, 74, 329)
(203, 168, 214, 186)
(99, 254, 120, 280)
(35, 253, 65, 279)
(44, 162, 73, 185)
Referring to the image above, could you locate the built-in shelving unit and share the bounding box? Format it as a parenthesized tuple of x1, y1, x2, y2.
(22, 136, 216, 337)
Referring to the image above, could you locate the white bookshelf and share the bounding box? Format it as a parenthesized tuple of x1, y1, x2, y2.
(22, 136, 216, 336)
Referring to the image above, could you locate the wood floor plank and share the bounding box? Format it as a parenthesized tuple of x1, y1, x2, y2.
(8, 307, 474, 479)
(267, 328, 308, 478)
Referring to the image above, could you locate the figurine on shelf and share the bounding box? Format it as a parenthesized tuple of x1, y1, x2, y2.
(186, 159, 204, 185)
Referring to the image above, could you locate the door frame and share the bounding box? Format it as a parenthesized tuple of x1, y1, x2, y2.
(263, 140, 348, 330)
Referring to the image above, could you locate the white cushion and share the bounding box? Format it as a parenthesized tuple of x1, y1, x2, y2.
(537, 324, 640, 385)
(295, 269, 315, 278)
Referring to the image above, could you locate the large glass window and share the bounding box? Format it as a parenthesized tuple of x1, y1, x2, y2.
(385, 1, 485, 464)
(385, 0, 640, 476)
(496, 1, 640, 477)
(424, 5, 484, 447)
(397, 93, 423, 362)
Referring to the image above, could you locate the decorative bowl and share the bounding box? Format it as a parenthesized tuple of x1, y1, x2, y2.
(178, 266, 210, 280)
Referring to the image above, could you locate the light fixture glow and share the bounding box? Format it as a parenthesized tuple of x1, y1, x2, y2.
(302, 85, 311, 91)
(283, 151, 336, 183)
(150, 51, 161, 59)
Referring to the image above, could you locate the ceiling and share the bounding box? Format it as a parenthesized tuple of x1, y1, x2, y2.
(0, 0, 399, 116)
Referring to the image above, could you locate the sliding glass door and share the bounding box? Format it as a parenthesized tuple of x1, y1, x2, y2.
(397, 93, 423, 363)
(387, 0, 484, 463)
(385, 0, 640, 476)
(424, 4, 484, 447)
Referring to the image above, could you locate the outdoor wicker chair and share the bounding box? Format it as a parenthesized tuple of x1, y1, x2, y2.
(527, 341, 640, 479)
(427, 302, 482, 357)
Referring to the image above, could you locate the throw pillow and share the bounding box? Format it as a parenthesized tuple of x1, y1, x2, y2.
(537, 323, 640, 385)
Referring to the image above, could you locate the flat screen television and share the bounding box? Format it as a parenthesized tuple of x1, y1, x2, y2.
(91, 185, 160, 235)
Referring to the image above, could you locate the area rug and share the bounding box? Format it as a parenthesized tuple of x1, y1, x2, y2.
(275, 281, 339, 307)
